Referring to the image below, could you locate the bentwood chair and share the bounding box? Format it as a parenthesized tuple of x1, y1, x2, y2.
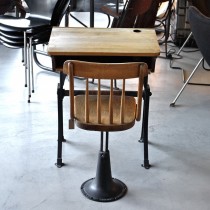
(62, 60, 149, 202)
(170, 6, 210, 106)
(0, 0, 25, 17)
(0, 0, 70, 102)
(100, 0, 166, 73)
(102, 0, 170, 28)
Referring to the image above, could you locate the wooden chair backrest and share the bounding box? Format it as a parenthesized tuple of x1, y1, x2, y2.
(111, 0, 152, 28)
(112, 0, 169, 28)
(63, 60, 148, 129)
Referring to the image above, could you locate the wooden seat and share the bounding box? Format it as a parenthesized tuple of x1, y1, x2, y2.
(74, 94, 136, 131)
(63, 60, 148, 202)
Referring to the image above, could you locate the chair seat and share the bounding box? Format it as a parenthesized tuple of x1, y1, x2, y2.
(0, 17, 50, 30)
(75, 95, 136, 131)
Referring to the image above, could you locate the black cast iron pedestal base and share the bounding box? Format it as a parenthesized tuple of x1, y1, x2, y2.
(81, 177, 127, 202)
(81, 150, 127, 202)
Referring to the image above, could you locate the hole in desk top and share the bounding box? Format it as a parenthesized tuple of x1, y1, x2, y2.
(133, 29, 141, 33)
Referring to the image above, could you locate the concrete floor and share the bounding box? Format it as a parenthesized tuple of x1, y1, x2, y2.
(1, 13, 210, 210)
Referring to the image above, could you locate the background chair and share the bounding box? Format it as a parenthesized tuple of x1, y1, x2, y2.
(0, 0, 70, 102)
(156, 0, 175, 58)
(62, 60, 149, 202)
(0, 0, 25, 17)
(101, 0, 153, 28)
(101, 0, 167, 72)
(176, 0, 210, 56)
(170, 6, 210, 106)
(67, 0, 121, 28)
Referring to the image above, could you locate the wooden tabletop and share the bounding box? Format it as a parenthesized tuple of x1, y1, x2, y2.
(47, 27, 160, 57)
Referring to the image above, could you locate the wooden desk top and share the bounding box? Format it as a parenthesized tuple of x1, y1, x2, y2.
(48, 27, 160, 57)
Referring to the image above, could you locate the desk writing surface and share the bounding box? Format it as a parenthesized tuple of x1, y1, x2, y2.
(48, 27, 160, 57)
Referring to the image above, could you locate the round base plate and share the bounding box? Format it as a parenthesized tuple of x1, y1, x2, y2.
(81, 177, 127, 202)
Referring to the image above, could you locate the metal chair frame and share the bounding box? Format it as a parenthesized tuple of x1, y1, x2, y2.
(170, 6, 210, 106)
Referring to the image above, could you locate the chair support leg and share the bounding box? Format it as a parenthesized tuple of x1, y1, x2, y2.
(140, 77, 151, 169)
(33, 46, 53, 72)
(81, 132, 127, 202)
(24, 31, 27, 88)
(29, 37, 34, 94)
(170, 57, 203, 107)
(176, 32, 192, 56)
(56, 72, 67, 168)
(27, 42, 31, 103)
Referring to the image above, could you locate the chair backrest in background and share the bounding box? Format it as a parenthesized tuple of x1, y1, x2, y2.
(191, 0, 210, 17)
(24, 0, 58, 21)
(24, 0, 70, 26)
(112, 0, 169, 28)
(188, 6, 210, 66)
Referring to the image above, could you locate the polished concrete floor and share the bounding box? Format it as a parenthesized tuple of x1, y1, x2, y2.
(1, 13, 210, 210)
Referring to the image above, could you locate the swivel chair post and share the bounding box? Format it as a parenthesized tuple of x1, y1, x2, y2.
(81, 131, 127, 202)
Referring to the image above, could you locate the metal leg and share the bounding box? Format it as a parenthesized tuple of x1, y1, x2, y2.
(29, 37, 35, 94)
(65, 5, 70, 27)
(140, 76, 151, 169)
(27, 41, 31, 103)
(24, 31, 27, 88)
(56, 72, 67, 168)
(164, 0, 174, 58)
(33, 45, 53, 72)
(176, 32, 192, 56)
(90, 0, 94, 27)
(170, 58, 203, 107)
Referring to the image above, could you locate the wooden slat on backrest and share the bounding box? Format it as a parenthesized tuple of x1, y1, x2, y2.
(63, 60, 148, 128)
(68, 62, 75, 129)
(136, 64, 146, 121)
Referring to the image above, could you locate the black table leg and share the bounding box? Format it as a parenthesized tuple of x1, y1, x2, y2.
(56, 72, 67, 168)
(90, 0, 94, 27)
(140, 76, 151, 169)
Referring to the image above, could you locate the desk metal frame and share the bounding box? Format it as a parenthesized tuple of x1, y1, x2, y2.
(48, 27, 160, 169)
(56, 70, 151, 169)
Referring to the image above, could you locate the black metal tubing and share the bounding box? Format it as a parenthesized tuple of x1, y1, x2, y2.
(139, 76, 151, 169)
(90, 0, 94, 27)
(33, 46, 53, 72)
(54, 57, 153, 169)
(69, 13, 88, 28)
(56, 72, 67, 168)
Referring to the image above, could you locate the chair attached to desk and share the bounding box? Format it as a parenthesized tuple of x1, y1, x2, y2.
(57, 60, 150, 201)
